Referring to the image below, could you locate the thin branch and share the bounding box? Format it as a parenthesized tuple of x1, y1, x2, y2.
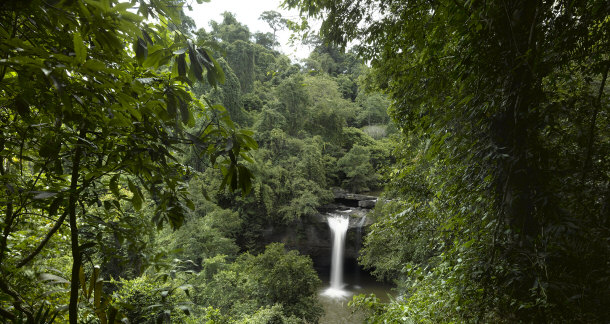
(0, 279, 32, 319)
(16, 209, 69, 268)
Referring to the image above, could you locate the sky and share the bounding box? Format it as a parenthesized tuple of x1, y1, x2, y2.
(185, 0, 316, 61)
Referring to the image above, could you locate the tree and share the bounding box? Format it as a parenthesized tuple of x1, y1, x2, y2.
(225, 40, 256, 93)
(209, 11, 251, 44)
(336, 144, 378, 193)
(253, 32, 278, 50)
(259, 11, 287, 43)
(286, 0, 609, 321)
(276, 75, 310, 136)
(209, 58, 249, 125)
(0, 0, 255, 322)
(303, 74, 356, 142)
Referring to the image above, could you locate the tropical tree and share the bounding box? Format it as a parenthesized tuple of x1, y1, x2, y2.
(0, 0, 255, 322)
(259, 11, 287, 41)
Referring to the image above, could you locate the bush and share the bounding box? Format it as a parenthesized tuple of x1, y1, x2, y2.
(111, 276, 191, 323)
(192, 243, 322, 322)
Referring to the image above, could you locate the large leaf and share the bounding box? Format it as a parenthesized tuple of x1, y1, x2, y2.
(73, 31, 87, 63)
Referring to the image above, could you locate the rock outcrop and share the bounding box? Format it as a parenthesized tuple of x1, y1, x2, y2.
(263, 211, 373, 271)
(332, 188, 378, 209)
(262, 190, 378, 270)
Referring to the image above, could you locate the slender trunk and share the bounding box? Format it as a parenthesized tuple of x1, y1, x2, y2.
(68, 128, 86, 324)
(0, 203, 13, 266)
(0, 159, 14, 266)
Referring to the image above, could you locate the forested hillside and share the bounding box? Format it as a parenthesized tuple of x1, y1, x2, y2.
(0, 1, 393, 322)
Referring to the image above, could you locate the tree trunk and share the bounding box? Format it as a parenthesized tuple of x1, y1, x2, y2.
(68, 128, 87, 324)
(0, 159, 14, 266)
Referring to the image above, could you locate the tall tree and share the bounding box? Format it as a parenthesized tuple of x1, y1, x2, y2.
(276, 75, 310, 136)
(259, 10, 287, 42)
(286, 0, 609, 321)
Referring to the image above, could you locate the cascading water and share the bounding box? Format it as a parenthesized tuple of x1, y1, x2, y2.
(322, 214, 351, 298)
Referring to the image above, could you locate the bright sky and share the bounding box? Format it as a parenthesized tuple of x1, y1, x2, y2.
(185, 0, 315, 61)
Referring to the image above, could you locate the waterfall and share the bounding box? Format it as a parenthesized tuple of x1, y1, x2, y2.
(322, 214, 351, 298)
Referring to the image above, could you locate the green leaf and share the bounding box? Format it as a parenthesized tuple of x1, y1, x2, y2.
(128, 179, 142, 211)
(188, 43, 203, 82)
(40, 273, 69, 285)
(144, 46, 170, 68)
(166, 92, 177, 118)
(39, 138, 60, 159)
(238, 165, 253, 196)
(73, 31, 87, 63)
(237, 133, 259, 150)
(177, 305, 191, 315)
(109, 2, 133, 13)
(48, 196, 62, 215)
(179, 97, 190, 123)
(184, 197, 195, 210)
(79, 266, 87, 296)
(109, 174, 120, 198)
(177, 53, 186, 77)
(32, 191, 57, 200)
(142, 29, 154, 44)
(135, 38, 147, 64)
(132, 192, 142, 211)
(208, 52, 225, 84)
(15, 96, 31, 119)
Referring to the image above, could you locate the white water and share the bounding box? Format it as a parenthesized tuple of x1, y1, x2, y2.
(322, 215, 351, 298)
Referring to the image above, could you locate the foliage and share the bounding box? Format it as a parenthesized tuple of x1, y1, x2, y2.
(286, 0, 610, 322)
(276, 74, 310, 136)
(209, 58, 249, 125)
(259, 11, 288, 41)
(336, 145, 378, 193)
(0, 0, 256, 321)
(242, 305, 302, 324)
(1, 3, 393, 322)
(111, 275, 191, 323)
(192, 243, 322, 323)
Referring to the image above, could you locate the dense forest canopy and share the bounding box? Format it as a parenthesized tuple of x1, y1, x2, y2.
(285, 0, 609, 322)
(0, 0, 395, 323)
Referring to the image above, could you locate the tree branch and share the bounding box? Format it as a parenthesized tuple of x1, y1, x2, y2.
(16, 209, 69, 268)
(0, 278, 32, 320)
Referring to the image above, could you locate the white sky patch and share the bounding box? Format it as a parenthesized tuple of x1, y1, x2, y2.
(185, 0, 317, 61)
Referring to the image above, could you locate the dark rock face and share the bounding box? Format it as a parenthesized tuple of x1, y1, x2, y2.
(333, 188, 378, 209)
(262, 190, 378, 270)
(358, 199, 377, 208)
(262, 207, 372, 270)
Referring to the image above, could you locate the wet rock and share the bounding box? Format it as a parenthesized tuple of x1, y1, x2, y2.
(262, 208, 372, 269)
(358, 199, 376, 208)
